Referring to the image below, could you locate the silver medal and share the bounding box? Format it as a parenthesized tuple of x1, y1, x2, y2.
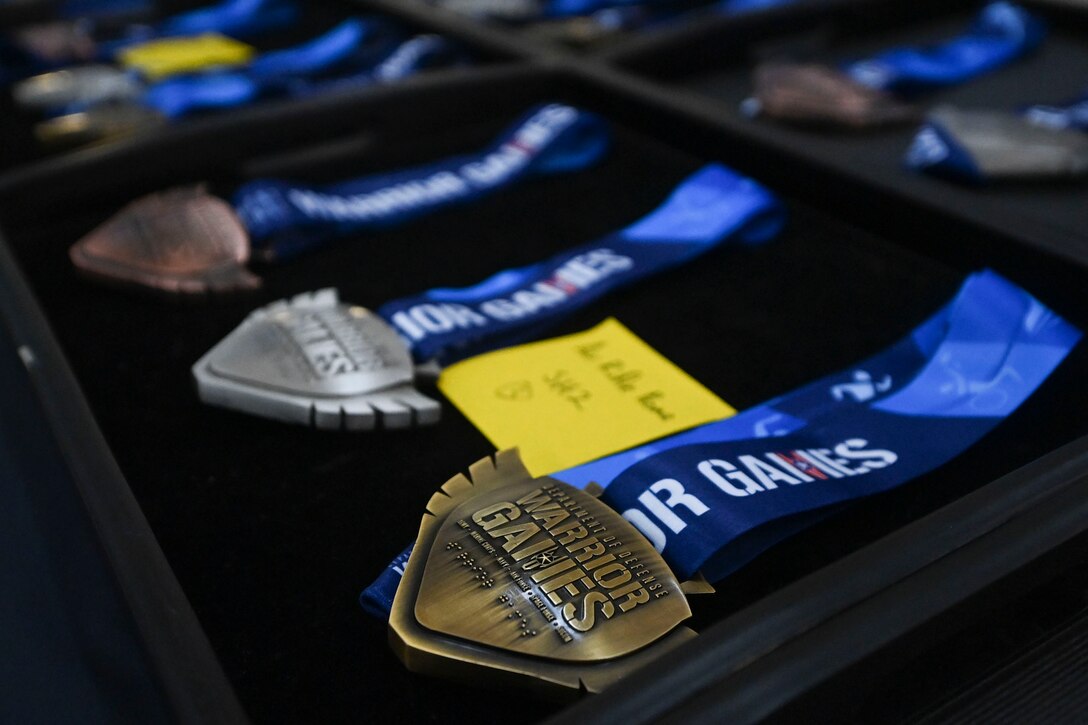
(193, 289, 441, 430)
(926, 106, 1088, 180)
(14, 65, 142, 110)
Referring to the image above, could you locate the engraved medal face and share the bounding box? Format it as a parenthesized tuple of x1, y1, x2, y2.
(390, 450, 696, 694)
(193, 289, 440, 430)
(749, 63, 920, 128)
(70, 186, 260, 294)
(14, 65, 142, 110)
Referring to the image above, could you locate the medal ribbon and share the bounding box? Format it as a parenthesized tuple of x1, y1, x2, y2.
(264, 34, 461, 103)
(138, 19, 398, 118)
(232, 104, 615, 262)
(362, 270, 1079, 614)
(378, 163, 784, 364)
(158, 0, 298, 38)
(846, 1, 1045, 92)
(1024, 90, 1088, 132)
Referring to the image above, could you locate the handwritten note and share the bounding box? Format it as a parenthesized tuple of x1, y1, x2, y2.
(119, 33, 256, 80)
(438, 318, 735, 476)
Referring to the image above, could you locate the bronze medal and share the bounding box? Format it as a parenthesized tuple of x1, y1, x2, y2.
(70, 186, 261, 294)
(746, 62, 921, 129)
(14, 22, 98, 64)
(390, 449, 701, 694)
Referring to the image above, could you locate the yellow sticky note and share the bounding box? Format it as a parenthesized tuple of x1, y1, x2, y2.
(439, 319, 736, 476)
(118, 33, 256, 80)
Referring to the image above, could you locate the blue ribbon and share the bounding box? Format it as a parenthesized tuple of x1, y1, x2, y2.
(232, 104, 613, 262)
(1023, 90, 1088, 132)
(846, 2, 1045, 93)
(139, 18, 392, 118)
(158, 0, 298, 38)
(379, 163, 784, 364)
(282, 34, 463, 99)
(903, 118, 986, 184)
(361, 270, 1079, 615)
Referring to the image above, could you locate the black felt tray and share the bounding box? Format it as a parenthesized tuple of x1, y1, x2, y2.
(2, 65, 1088, 722)
(607, 0, 1088, 268)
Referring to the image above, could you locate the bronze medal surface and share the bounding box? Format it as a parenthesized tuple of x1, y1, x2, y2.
(70, 186, 261, 294)
(750, 62, 921, 128)
(390, 449, 696, 695)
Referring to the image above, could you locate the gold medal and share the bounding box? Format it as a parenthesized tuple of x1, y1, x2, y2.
(390, 450, 703, 695)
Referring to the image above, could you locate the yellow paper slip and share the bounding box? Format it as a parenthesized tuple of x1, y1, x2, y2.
(118, 33, 256, 81)
(438, 318, 735, 477)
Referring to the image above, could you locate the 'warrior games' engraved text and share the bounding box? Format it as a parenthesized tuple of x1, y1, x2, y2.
(461, 484, 671, 641)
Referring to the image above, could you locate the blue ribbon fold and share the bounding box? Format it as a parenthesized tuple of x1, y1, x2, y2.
(1023, 90, 1088, 132)
(904, 118, 986, 184)
(846, 1, 1045, 93)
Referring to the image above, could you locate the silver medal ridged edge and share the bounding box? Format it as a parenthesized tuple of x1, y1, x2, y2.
(192, 289, 441, 431)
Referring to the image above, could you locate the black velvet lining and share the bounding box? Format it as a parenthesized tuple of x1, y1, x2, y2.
(4, 107, 1088, 724)
(670, 8, 1088, 259)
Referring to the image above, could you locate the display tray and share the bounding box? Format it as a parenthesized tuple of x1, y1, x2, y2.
(0, 0, 516, 173)
(2, 71, 1087, 721)
(610, 0, 1088, 267)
